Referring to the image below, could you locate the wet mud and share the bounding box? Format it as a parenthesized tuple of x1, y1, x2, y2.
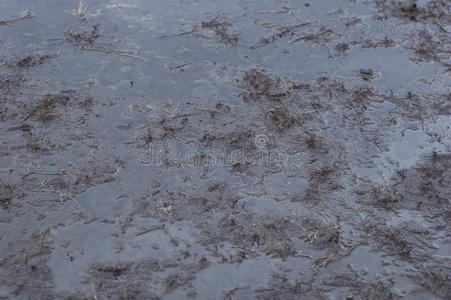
(0, 0, 450, 299)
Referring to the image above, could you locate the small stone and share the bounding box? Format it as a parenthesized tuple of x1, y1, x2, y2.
(359, 69, 375, 81)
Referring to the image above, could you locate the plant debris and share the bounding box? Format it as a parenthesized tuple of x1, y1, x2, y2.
(201, 15, 240, 45)
(7, 55, 52, 68)
(64, 24, 100, 47)
(1, 1, 450, 299)
(24, 92, 71, 123)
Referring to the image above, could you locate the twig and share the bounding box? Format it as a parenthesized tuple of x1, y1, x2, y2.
(135, 225, 164, 236)
(73, 0, 88, 20)
(0, 12, 33, 26)
(256, 9, 293, 14)
(223, 285, 251, 298)
(291, 29, 336, 44)
(295, 253, 315, 259)
(252, 22, 311, 48)
(81, 47, 142, 59)
(168, 62, 191, 72)
(158, 199, 173, 214)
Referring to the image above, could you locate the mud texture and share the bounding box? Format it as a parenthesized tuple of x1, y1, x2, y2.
(0, 0, 450, 299)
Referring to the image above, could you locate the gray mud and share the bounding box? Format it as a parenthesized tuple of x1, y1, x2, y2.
(0, 0, 450, 299)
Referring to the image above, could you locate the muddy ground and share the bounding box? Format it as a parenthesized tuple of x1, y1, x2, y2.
(0, 0, 450, 299)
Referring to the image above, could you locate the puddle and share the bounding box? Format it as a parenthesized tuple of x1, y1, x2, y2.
(1, 0, 449, 298)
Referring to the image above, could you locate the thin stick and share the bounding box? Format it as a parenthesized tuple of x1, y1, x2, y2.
(0, 12, 33, 26)
(81, 47, 142, 59)
(135, 225, 164, 236)
(169, 62, 191, 71)
(256, 10, 290, 14)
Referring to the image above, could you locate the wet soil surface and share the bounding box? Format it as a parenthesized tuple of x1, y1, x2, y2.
(0, 0, 450, 299)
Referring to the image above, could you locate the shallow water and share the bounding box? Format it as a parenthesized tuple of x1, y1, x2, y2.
(0, 0, 450, 299)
